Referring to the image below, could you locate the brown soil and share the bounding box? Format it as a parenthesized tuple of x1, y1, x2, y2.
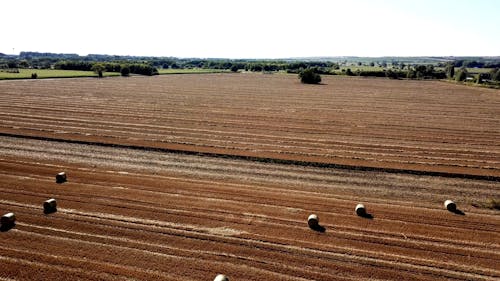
(0, 74, 499, 280)
(0, 74, 499, 177)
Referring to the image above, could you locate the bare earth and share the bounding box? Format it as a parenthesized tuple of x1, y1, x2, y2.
(0, 74, 499, 280)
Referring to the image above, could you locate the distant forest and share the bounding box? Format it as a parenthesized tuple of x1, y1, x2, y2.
(1, 51, 499, 82)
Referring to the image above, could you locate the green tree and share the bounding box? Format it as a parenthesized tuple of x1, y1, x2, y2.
(19, 60, 30, 68)
(298, 68, 321, 84)
(491, 68, 500, 81)
(91, 63, 105, 78)
(385, 69, 398, 79)
(455, 67, 468, 82)
(445, 63, 455, 79)
(406, 68, 416, 79)
(121, 65, 130, 77)
(230, 65, 239, 72)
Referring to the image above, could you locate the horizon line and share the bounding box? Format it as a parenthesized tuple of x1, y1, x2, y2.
(2, 51, 500, 60)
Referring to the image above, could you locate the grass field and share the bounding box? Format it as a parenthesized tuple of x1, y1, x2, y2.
(0, 69, 120, 80)
(465, 67, 496, 74)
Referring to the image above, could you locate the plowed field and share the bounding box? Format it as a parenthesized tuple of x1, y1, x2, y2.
(0, 74, 499, 280)
(1, 74, 499, 177)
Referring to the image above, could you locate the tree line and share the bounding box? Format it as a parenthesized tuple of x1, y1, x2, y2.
(54, 61, 158, 76)
(1, 52, 499, 83)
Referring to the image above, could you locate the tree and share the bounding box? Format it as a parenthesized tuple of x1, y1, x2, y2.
(298, 68, 321, 84)
(128, 64, 158, 76)
(345, 68, 354, 76)
(91, 63, 105, 78)
(476, 73, 484, 84)
(120, 65, 130, 77)
(455, 67, 468, 82)
(414, 65, 427, 79)
(406, 68, 416, 79)
(385, 69, 398, 79)
(491, 68, 500, 81)
(19, 60, 30, 68)
(445, 63, 455, 79)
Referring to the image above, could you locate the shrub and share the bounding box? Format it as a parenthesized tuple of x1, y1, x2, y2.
(487, 198, 500, 210)
(121, 66, 130, 77)
(298, 68, 321, 84)
(31, 73, 38, 79)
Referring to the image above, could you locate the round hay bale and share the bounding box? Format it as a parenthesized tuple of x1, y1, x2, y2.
(1, 212, 16, 226)
(214, 274, 229, 281)
(56, 172, 67, 183)
(44, 198, 57, 212)
(355, 203, 366, 216)
(444, 200, 456, 212)
(308, 214, 319, 228)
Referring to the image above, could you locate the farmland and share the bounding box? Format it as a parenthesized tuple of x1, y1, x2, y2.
(0, 73, 499, 280)
(0, 69, 120, 80)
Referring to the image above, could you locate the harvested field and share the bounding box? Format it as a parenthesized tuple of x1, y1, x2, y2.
(0, 136, 499, 280)
(0, 74, 499, 280)
(0, 74, 499, 178)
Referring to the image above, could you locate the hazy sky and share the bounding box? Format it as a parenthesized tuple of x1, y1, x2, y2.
(2, 0, 499, 58)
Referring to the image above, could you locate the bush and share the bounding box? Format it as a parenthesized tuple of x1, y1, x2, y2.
(298, 68, 321, 84)
(31, 73, 38, 79)
(488, 198, 500, 210)
(121, 66, 130, 77)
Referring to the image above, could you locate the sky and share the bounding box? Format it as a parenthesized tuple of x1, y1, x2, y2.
(2, 0, 499, 58)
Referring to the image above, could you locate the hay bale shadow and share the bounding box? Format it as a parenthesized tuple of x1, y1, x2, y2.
(43, 207, 57, 215)
(359, 212, 374, 219)
(0, 223, 15, 232)
(310, 224, 326, 233)
(445, 201, 465, 215)
(449, 208, 465, 215)
(56, 178, 66, 184)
